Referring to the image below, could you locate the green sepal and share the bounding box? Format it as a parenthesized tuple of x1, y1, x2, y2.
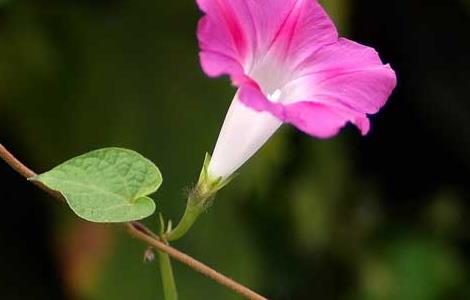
(195, 152, 234, 204)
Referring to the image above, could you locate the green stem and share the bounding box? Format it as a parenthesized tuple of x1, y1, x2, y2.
(166, 153, 230, 241)
(158, 214, 178, 300)
(166, 199, 205, 242)
(158, 247, 178, 300)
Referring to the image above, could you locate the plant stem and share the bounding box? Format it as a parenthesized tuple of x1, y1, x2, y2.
(127, 223, 267, 300)
(159, 249, 178, 300)
(158, 215, 178, 300)
(0, 143, 268, 300)
(166, 197, 205, 242)
(166, 153, 228, 242)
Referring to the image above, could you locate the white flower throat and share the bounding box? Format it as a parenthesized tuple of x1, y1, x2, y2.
(268, 89, 282, 102)
(207, 92, 283, 180)
(207, 58, 288, 179)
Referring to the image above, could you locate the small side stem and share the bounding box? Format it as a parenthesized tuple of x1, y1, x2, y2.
(166, 200, 205, 242)
(159, 249, 178, 300)
(166, 153, 228, 242)
(128, 223, 268, 300)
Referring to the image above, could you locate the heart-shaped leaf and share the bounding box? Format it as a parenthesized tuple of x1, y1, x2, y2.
(32, 148, 162, 223)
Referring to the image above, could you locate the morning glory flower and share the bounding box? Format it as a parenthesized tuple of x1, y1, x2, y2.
(198, 0, 397, 180)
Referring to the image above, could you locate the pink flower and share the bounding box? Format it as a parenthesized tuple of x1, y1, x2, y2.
(198, 0, 397, 180)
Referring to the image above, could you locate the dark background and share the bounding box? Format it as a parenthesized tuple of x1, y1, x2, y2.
(0, 0, 469, 299)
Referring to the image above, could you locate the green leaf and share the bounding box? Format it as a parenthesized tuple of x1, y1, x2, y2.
(32, 148, 162, 223)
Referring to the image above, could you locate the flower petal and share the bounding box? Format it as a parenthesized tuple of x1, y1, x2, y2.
(285, 38, 397, 114)
(265, 0, 338, 68)
(239, 80, 372, 138)
(237, 38, 397, 137)
(199, 51, 246, 81)
(197, 0, 338, 82)
(281, 101, 371, 138)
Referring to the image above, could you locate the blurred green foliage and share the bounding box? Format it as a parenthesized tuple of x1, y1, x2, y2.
(0, 0, 468, 300)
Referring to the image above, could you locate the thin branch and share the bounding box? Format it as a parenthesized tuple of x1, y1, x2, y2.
(0, 144, 63, 200)
(0, 143, 268, 300)
(127, 223, 268, 300)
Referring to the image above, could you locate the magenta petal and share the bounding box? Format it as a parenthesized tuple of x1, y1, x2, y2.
(287, 38, 397, 114)
(239, 82, 372, 138)
(197, 2, 250, 65)
(266, 0, 338, 66)
(197, 0, 337, 80)
(281, 101, 354, 138)
(238, 80, 282, 114)
(199, 51, 245, 81)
